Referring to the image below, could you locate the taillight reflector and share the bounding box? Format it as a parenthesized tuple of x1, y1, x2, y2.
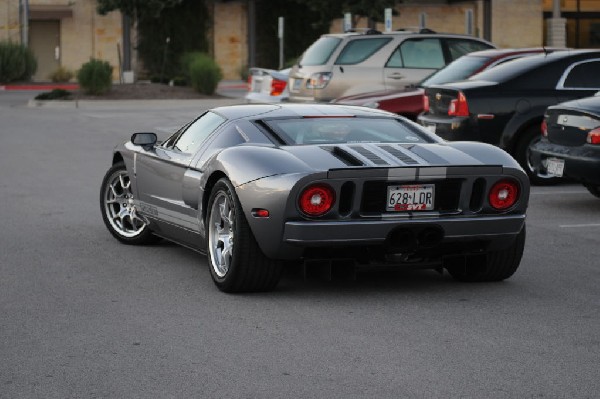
(423, 95, 430, 112)
(299, 184, 335, 217)
(448, 92, 469, 117)
(587, 127, 600, 145)
(489, 179, 519, 210)
(270, 78, 287, 96)
(541, 120, 548, 137)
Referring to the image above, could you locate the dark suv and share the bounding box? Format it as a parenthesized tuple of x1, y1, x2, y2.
(288, 29, 495, 103)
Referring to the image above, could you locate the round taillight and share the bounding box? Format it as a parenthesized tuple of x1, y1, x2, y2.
(299, 184, 335, 217)
(489, 180, 519, 210)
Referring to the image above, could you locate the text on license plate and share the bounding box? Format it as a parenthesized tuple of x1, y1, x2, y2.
(546, 157, 564, 177)
(387, 184, 435, 211)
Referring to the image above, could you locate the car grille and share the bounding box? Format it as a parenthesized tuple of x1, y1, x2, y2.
(361, 179, 462, 213)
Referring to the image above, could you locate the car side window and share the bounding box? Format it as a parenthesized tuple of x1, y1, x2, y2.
(387, 38, 444, 69)
(173, 111, 226, 153)
(446, 39, 492, 61)
(562, 60, 600, 89)
(335, 38, 391, 65)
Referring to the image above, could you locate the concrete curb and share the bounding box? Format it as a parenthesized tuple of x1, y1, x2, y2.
(27, 97, 245, 109)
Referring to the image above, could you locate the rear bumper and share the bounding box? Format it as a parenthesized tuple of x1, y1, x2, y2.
(281, 214, 525, 255)
(417, 114, 477, 141)
(530, 140, 600, 184)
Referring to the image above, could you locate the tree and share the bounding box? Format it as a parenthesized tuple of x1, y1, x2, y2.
(96, 0, 209, 80)
(96, 0, 184, 19)
(297, 0, 401, 29)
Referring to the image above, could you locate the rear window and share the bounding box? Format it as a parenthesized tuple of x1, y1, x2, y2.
(469, 55, 551, 83)
(335, 38, 392, 65)
(263, 118, 432, 145)
(446, 39, 493, 61)
(299, 37, 342, 66)
(421, 55, 489, 87)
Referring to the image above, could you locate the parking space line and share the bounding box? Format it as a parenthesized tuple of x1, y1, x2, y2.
(559, 223, 600, 228)
(530, 190, 588, 195)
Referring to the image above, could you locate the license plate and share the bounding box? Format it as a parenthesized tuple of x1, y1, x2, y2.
(546, 157, 564, 177)
(387, 184, 435, 211)
(426, 124, 436, 134)
(292, 78, 302, 92)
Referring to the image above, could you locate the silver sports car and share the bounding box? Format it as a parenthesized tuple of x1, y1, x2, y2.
(100, 104, 529, 292)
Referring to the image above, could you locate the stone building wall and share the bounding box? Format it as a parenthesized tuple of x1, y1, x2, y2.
(0, 0, 123, 81)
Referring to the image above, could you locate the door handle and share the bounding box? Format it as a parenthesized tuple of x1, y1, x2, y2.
(387, 73, 404, 79)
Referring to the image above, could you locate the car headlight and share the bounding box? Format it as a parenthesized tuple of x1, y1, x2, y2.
(307, 72, 332, 89)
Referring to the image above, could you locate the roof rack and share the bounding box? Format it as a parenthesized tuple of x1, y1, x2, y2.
(344, 28, 382, 35)
(395, 27, 437, 34)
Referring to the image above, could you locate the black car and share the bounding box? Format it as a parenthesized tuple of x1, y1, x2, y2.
(418, 50, 600, 184)
(530, 94, 600, 198)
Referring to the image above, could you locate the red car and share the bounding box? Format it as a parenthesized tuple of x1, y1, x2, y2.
(333, 48, 565, 120)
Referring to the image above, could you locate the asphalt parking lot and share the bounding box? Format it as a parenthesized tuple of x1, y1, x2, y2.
(1, 91, 599, 398)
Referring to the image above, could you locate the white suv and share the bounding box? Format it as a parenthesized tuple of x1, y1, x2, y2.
(288, 29, 495, 103)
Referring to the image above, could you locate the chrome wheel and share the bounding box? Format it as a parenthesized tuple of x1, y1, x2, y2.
(208, 191, 234, 278)
(102, 169, 146, 238)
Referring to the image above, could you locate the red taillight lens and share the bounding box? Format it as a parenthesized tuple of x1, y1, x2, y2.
(270, 78, 287, 96)
(423, 95, 430, 112)
(299, 184, 335, 217)
(541, 119, 548, 137)
(448, 92, 469, 117)
(489, 179, 519, 210)
(247, 75, 252, 92)
(587, 127, 600, 145)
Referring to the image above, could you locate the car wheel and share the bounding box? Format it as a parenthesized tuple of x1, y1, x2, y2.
(207, 178, 282, 292)
(100, 162, 159, 245)
(447, 226, 525, 282)
(584, 184, 600, 199)
(515, 126, 561, 186)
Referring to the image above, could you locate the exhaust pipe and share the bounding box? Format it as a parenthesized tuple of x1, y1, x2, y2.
(417, 227, 444, 248)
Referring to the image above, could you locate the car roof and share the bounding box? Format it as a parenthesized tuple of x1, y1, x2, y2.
(322, 30, 492, 41)
(465, 47, 567, 58)
(212, 103, 395, 120)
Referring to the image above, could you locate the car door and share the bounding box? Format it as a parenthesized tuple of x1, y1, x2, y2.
(134, 111, 226, 231)
(383, 38, 445, 90)
(328, 37, 393, 98)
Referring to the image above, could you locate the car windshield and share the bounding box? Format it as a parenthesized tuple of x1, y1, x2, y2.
(420, 55, 489, 87)
(264, 118, 432, 145)
(299, 37, 342, 66)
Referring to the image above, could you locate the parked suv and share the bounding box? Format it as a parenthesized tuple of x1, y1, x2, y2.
(288, 29, 495, 103)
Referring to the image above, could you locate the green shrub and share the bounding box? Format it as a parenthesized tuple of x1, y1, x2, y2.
(0, 41, 37, 83)
(76, 58, 113, 95)
(49, 66, 74, 82)
(185, 53, 222, 95)
(34, 89, 72, 100)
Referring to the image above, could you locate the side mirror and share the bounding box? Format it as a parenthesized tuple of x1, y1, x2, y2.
(131, 132, 157, 150)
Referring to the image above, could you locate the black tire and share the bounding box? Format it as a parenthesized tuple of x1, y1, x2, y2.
(447, 226, 526, 282)
(584, 184, 600, 199)
(206, 178, 282, 293)
(514, 126, 561, 186)
(100, 162, 159, 245)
